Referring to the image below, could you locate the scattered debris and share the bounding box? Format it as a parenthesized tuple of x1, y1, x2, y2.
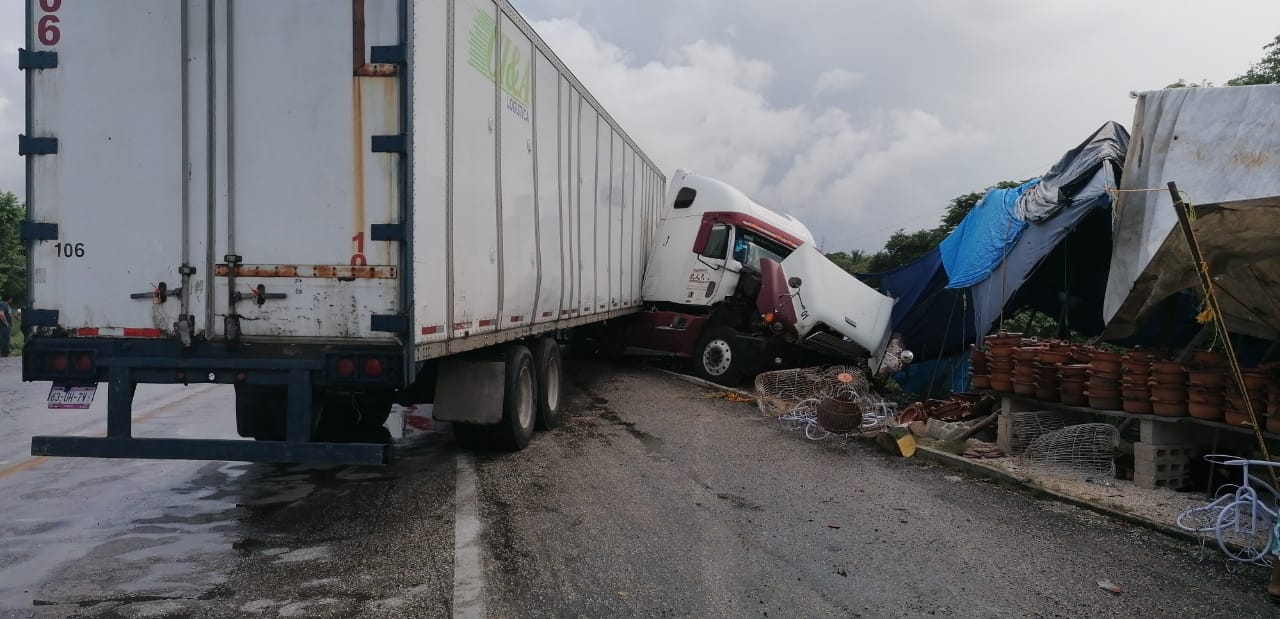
(961, 445, 1006, 459)
(1097, 580, 1122, 595)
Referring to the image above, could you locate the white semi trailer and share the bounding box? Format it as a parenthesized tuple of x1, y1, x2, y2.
(18, 0, 906, 464)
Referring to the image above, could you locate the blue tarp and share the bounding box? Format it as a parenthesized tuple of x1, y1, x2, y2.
(938, 179, 1040, 289)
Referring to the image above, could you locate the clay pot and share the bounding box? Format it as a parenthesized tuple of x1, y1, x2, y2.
(1187, 370, 1226, 388)
(1188, 401, 1225, 421)
(970, 375, 992, 390)
(1122, 388, 1151, 401)
(985, 331, 1023, 346)
(1224, 410, 1252, 427)
(1013, 382, 1036, 396)
(1013, 366, 1036, 378)
(1090, 360, 1122, 374)
(1060, 392, 1088, 406)
(1150, 361, 1186, 374)
(1089, 350, 1123, 363)
(1035, 387, 1059, 402)
(1037, 350, 1073, 365)
(1149, 385, 1187, 403)
(1123, 398, 1154, 414)
(1085, 394, 1122, 411)
(987, 344, 1016, 359)
(1087, 386, 1119, 399)
(1121, 359, 1151, 375)
(989, 379, 1014, 393)
(1151, 400, 1188, 417)
(1013, 347, 1046, 362)
(1226, 393, 1266, 413)
(1187, 388, 1224, 405)
(1242, 371, 1272, 391)
(1193, 350, 1228, 367)
(1149, 372, 1187, 385)
(989, 373, 1012, 384)
(1059, 364, 1090, 377)
(1124, 350, 1164, 363)
(1087, 376, 1120, 390)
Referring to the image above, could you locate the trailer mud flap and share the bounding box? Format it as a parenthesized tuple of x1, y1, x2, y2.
(31, 436, 390, 465)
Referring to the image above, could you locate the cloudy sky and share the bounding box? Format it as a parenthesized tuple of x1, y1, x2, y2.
(2, 1, 1278, 253)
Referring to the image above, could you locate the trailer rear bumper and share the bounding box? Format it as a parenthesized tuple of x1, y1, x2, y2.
(32, 436, 390, 465)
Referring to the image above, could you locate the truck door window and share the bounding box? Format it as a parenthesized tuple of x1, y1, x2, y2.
(701, 224, 730, 259)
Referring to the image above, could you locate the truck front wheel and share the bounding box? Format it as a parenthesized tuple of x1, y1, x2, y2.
(692, 326, 747, 386)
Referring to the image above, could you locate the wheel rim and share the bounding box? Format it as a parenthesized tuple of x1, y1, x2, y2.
(702, 339, 733, 376)
(517, 366, 535, 429)
(545, 354, 562, 412)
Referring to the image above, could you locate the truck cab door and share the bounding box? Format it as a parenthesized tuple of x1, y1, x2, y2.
(685, 223, 731, 306)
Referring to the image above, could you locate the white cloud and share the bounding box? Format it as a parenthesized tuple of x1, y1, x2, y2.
(532, 18, 984, 249)
(813, 69, 864, 95)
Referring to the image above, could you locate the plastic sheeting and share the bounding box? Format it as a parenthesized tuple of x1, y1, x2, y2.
(1103, 85, 1280, 339)
(939, 179, 1038, 289)
(1016, 121, 1128, 222)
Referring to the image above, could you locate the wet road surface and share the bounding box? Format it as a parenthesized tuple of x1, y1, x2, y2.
(0, 355, 1277, 618)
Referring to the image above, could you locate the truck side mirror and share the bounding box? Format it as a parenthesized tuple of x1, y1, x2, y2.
(787, 276, 802, 289)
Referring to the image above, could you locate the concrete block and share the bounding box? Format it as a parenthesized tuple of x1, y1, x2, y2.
(1134, 471, 1193, 490)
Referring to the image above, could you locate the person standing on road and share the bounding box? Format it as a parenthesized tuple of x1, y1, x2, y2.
(0, 297, 12, 357)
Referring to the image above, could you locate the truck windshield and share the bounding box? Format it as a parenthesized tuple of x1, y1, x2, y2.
(732, 230, 791, 272)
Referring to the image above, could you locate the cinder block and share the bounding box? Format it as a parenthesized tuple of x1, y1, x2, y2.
(1134, 471, 1192, 490)
(1133, 442, 1194, 478)
(1140, 419, 1197, 445)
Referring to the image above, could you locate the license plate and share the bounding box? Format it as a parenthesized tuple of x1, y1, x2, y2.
(47, 384, 98, 410)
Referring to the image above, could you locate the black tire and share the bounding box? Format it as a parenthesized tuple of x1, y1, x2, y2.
(493, 344, 538, 450)
(691, 325, 746, 386)
(531, 337, 564, 430)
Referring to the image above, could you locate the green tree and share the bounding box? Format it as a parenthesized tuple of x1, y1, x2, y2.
(1164, 78, 1214, 89)
(1228, 35, 1280, 86)
(940, 179, 1029, 231)
(826, 249, 871, 275)
(864, 228, 948, 273)
(0, 191, 27, 303)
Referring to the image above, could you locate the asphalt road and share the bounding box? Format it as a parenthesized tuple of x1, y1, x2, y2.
(0, 354, 1277, 618)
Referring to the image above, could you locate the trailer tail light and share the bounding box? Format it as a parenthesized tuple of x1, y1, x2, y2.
(326, 354, 396, 384)
(336, 358, 357, 378)
(73, 353, 93, 374)
(32, 349, 97, 381)
(49, 353, 69, 374)
(363, 358, 383, 378)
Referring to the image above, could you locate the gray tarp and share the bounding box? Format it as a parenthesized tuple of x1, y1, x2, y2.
(1102, 84, 1280, 339)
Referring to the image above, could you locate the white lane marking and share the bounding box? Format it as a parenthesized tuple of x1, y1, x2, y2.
(453, 451, 486, 619)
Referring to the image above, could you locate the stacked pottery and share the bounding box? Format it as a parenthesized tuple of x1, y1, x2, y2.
(1268, 383, 1280, 434)
(1011, 345, 1046, 397)
(969, 345, 991, 390)
(984, 332, 1021, 393)
(1149, 360, 1189, 417)
(1225, 370, 1271, 427)
(1186, 364, 1227, 422)
(1084, 349, 1123, 410)
(1058, 363, 1090, 406)
(1034, 348, 1072, 402)
(1120, 351, 1157, 414)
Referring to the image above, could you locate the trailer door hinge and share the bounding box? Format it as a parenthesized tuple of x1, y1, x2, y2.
(18, 48, 58, 70)
(371, 134, 407, 154)
(19, 221, 58, 241)
(371, 314, 409, 333)
(370, 223, 407, 242)
(369, 45, 407, 65)
(18, 135, 58, 156)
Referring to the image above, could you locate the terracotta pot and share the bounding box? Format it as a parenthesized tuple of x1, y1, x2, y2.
(1193, 350, 1228, 367)
(970, 375, 992, 390)
(1188, 390, 1224, 405)
(1226, 393, 1266, 412)
(1035, 387, 1059, 402)
(1013, 347, 1046, 362)
(990, 372, 1012, 384)
(989, 379, 1013, 393)
(1013, 382, 1036, 396)
(1124, 350, 1164, 363)
(1089, 350, 1123, 363)
(1087, 376, 1119, 391)
(1059, 364, 1090, 377)
(1071, 349, 1094, 364)
(1224, 410, 1252, 427)
(1121, 360, 1151, 375)
(1152, 400, 1188, 417)
(1086, 394, 1122, 411)
(1242, 371, 1272, 391)
(1149, 385, 1187, 403)
(1090, 360, 1122, 374)
(1122, 388, 1151, 401)
(1123, 398, 1154, 414)
(1188, 401, 1225, 421)
(1087, 386, 1119, 399)
(1149, 372, 1187, 385)
(988, 363, 1015, 373)
(987, 344, 1016, 358)
(1187, 370, 1226, 388)
(1150, 361, 1186, 374)
(1013, 366, 1036, 377)
(985, 331, 1023, 346)
(1037, 351, 1073, 365)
